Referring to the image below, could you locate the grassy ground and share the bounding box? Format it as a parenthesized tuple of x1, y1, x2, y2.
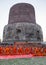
(0, 57, 46, 65)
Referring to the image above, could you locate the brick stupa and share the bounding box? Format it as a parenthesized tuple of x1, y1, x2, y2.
(3, 3, 43, 42)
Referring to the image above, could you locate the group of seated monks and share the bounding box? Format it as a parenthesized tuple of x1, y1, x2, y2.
(0, 45, 46, 56)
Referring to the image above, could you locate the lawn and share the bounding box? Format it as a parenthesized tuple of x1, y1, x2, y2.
(0, 57, 46, 65)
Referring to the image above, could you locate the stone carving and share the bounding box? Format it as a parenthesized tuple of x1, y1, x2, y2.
(3, 23, 43, 42)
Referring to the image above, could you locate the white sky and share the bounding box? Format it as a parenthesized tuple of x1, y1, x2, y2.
(0, 0, 46, 41)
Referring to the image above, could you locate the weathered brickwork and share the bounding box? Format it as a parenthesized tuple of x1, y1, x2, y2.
(8, 3, 36, 24)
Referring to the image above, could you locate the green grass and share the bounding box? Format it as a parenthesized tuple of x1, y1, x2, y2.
(0, 57, 46, 65)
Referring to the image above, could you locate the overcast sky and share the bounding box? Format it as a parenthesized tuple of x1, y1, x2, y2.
(0, 0, 46, 41)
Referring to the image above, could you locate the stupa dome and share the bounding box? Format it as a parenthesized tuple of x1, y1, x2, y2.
(8, 3, 36, 24)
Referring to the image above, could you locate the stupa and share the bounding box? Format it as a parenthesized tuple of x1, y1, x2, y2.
(3, 3, 43, 42)
(0, 3, 46, 57)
